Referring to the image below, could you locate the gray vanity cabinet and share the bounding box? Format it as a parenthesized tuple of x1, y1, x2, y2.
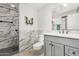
(45, 40, 64, 56)
(54, 43, 64, 56)
(65, 46, 79, 56)
(45, 40, 53, 56)
(44, 35, 79, 56)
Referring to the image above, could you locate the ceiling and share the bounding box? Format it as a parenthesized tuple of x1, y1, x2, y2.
(26, 3, 79, 12)
(52, 3, 79, 16)
(26, 3, 57, 11)
(26, 3, 48, 10)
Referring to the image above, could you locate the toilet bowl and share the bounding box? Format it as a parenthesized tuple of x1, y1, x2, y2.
(33, 35, 44, 50)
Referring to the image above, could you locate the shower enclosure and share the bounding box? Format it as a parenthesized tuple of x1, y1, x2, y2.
(0, 3, 19, 56)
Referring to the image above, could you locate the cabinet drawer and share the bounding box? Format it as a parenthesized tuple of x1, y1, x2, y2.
(65, 46, 79, 56)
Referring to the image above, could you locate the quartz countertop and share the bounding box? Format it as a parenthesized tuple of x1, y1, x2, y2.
(44, 31, 79, 39)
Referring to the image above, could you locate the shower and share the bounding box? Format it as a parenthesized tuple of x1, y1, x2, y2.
(0, 3, 19, 56)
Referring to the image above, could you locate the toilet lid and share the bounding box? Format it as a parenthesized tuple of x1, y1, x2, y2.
(33, 42, 44, 47)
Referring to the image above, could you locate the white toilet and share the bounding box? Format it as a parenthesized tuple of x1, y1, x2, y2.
(33, 35, 44, 50)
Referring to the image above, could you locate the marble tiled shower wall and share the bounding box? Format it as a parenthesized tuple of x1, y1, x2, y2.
(0, 3, 19, 55)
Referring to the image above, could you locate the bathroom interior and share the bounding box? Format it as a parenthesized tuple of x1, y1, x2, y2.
(1, 3, 79, 56)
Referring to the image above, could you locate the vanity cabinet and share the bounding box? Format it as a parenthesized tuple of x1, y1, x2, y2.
(44, 35, 79, 56)
(65, 46, 79, 56)
(54, 42, 64, 56)
(45, 40, 52, 56)
(45, 40, 64, 56)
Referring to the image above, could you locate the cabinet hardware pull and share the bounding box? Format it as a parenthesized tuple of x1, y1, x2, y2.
(51, 44, 54, 46)
(49, 43, 54, 46)
(72, 51, 76, 54)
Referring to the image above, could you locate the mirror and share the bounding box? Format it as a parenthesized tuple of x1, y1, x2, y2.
(52, 4, 79, 34)
(67, 13, 79, 30)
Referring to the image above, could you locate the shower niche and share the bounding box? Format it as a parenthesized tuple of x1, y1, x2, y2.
(0, 3, 19, 56)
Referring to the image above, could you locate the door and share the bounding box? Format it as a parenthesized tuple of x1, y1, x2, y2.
(53, 42, 64, 56)
(45, 40, 64, 56)
(45, 40, 52, 56)
(65, 46, 79, 56)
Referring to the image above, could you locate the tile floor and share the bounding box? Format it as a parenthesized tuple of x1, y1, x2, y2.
(15, 47, 44, 56)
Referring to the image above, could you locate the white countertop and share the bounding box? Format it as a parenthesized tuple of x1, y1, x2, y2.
(44, 31, 79, 39)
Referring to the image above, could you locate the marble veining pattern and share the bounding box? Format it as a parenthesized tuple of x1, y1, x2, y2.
(19, 30, 39, 51)
(0, 3, 19, 55)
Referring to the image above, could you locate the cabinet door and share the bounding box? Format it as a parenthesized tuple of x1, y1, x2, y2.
(45, 40, 52, 56)
(51, 44, 55, 56)
(65, 46, 79, 56)
(52, 42, 64, 56)
(45, 40, 64, 56)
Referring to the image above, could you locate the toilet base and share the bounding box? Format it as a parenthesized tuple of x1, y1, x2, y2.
(33, 46, 42, 50)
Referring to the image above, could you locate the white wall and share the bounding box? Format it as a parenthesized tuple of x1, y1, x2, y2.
(38, 4, 58, 33)
(19, 3, 38, 51)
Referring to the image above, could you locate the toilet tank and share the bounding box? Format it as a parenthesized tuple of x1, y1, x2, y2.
(39, 35, 44, 42)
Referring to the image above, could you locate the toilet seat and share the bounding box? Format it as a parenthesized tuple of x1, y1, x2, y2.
(33, 42, 43, 47)
(33, 42, 44, 50)
(33, 35, 44, 50)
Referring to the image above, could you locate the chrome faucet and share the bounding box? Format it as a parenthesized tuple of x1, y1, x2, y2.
(61, 16, 68, 34)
